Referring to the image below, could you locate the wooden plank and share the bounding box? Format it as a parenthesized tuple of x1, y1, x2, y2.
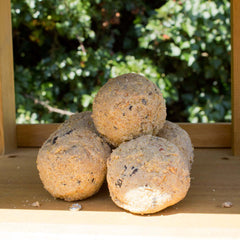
(179, 123, 231, 148)
(0, 148, 240, 239)
(16, 123, 231, 148)
(0, 0, 17, 154)
(16, 123, 59, 147)
(231, 0, 240, 155)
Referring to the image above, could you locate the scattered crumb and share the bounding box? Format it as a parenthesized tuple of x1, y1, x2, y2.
(222, 201, 233, 208)
(69, 203, 82, 211)
(212, 189, 216, 192)
(17, 166, 20, 169)
(31, 201, 41, 207)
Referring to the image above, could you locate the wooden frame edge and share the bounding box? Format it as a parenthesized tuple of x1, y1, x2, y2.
(0, 0, 17, 154)
(16, 123, 231, 148)
(231, 0, 240, 155)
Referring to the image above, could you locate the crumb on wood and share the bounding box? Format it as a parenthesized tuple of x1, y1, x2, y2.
(221, 201, 233, 208)
(69, 203, 82, 211)
(31, 201, 41, 207)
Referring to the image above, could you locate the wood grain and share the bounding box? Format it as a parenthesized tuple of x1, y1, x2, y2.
(231, 0, 240, 155)
(16, 123, 231, 148)
(179, 123, 231, 148)
(16, 123, 59, 147)
(0, 148, 240, 239)
(0, 0, 17, 154)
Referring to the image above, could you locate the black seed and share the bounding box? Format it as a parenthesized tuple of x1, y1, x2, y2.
(115, 179, 123, 188)
(64, 129, 73, 136)
(131, 166, 135, 170)
(77, 180, 81, 184)
(62, 183, 66, 186)
(114, 126, 118, 130)
(92, 178, 95, 183)
(72, 145, 77, 148)
(124, 165, 127, 171)
(142, 99, 147, 105)
(91, 172, 93, 174)
(149, 92, 152, 95)
(130, 168, 138, 176)
(123, 113, 125, 116)
(145, 115, 148, 119)
(129, 105, 133, 111)
(52, 136, 58, 144)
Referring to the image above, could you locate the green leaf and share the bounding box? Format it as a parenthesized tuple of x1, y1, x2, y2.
(169, 43, 181, 56)
(182, 19, 196, 37)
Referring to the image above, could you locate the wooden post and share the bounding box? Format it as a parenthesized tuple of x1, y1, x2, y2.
(0, 0, 17, 154)
(231, 0, 240, 156)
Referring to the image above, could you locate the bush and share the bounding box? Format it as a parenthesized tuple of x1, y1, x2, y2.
(12, 0, 231, 123)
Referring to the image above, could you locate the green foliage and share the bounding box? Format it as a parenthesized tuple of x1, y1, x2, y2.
(12, 0, 231, 123)
(137, 0, 231, 122)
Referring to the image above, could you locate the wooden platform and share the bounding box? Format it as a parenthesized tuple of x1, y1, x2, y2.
(0, 148, 240, 239)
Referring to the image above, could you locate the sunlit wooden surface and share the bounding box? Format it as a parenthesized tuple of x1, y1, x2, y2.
(0, 148, 240, 239)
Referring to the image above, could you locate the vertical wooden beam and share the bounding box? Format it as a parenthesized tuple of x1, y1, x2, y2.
(0, 0, 17, 154)
(231, 0, 240, 155)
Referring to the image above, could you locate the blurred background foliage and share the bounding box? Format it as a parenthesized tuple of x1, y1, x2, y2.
(12, 0, 231, 123)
